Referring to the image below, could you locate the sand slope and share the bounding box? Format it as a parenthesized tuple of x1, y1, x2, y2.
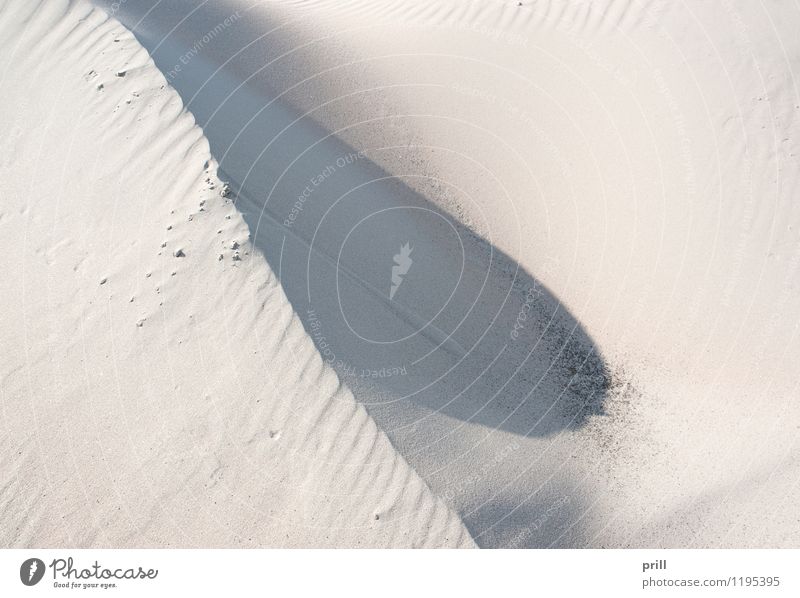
(97, 0, 800, 548)
(0, 0, 473, 547)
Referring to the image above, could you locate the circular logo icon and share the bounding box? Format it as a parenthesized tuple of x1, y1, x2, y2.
(20, 558, 45, 586)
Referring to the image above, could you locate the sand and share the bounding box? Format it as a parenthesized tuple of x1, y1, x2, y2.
(2, 0, 800, 548)
(0, 0, 472, 548)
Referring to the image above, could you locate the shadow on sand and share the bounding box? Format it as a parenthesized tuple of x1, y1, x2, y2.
(108, 1, 612, 546)
(207, 73, 610, 439)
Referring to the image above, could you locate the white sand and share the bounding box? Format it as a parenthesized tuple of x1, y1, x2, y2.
(3, 0, 800, 548)
(0, 0, 472, 548)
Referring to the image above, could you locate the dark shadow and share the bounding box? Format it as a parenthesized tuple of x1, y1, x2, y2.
(206, 75, 608, 438)
(104, 0, 612, 545)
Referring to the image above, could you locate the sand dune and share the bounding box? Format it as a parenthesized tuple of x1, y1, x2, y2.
(3, 0, 800, 548)
(0, 0, 472, 548)
(94, 0, 800, 548)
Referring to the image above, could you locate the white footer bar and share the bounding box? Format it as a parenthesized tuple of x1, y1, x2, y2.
(1, 549, 796, 597)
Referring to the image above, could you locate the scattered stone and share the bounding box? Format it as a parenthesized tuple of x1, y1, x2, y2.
(173, 248, 185, 258)
(99, 277, 107, 285)
(136, 318, 145, 328)
(166, 224, 173, 230)
(230, 240, 239, 250)
(161, 241, 167, 248)
(96, 83, 104, 91)
(115, 70, 126, 77)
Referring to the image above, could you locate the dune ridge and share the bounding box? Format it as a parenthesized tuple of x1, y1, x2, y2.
(98, 0, 800, 548)
(3, 0, 800, 549)
(0, 0, 473, 547)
